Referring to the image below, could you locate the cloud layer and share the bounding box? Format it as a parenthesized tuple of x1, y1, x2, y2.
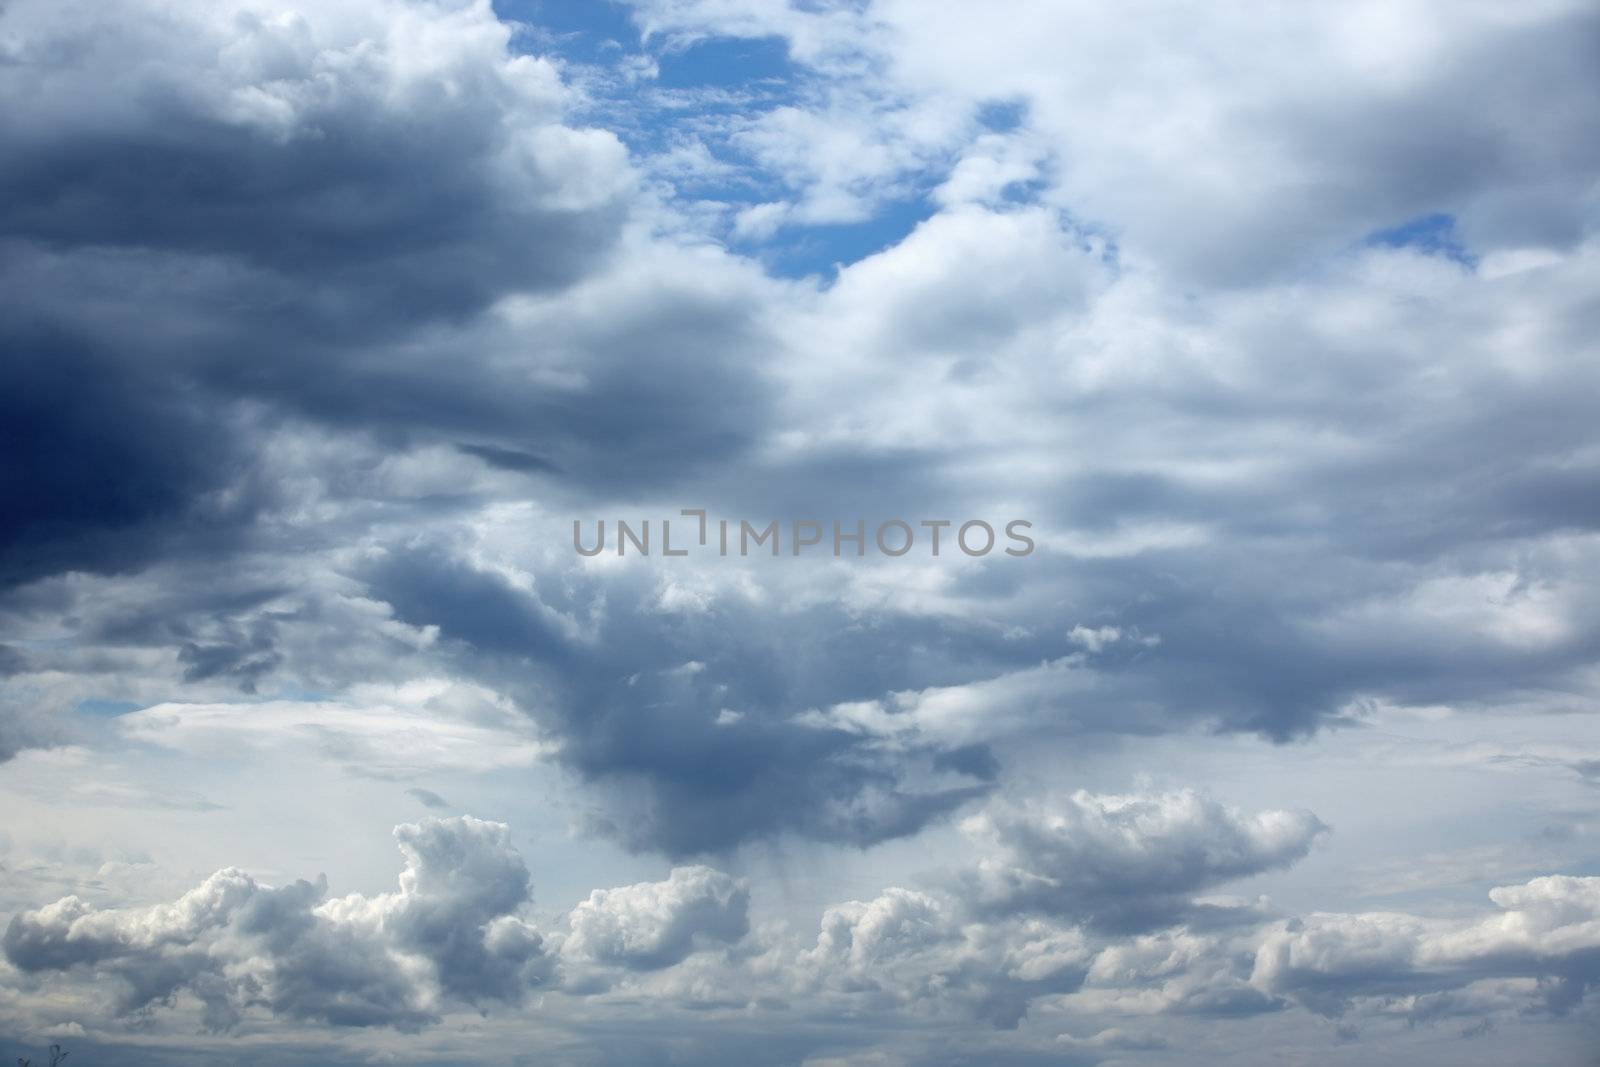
(2, 0, 1598, 1062)
(4, 803, 1597, 1058)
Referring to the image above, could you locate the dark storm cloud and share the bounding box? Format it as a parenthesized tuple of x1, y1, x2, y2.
(1016, 535, 1600, 741)
(368, 547, 567, 659)
(363, 543, 998, 854)
(0, 0, 748, 606)
(0, 0, 785, 507)
(0, 321, 253, 590)
(0, 0, 624, 317)
(0, 0, 778, 777)
(178, 618, 285, 692)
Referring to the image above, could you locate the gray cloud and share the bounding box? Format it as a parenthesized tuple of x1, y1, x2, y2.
(0, 0, 643, 595)
(0, 0, 627, 314)
(3, 0, 1598, 856)
(2, 3, 1599, 1061)
(406, 787, 450, 809)
(363, 542, 998, 854)
(0, 321, 256, 591)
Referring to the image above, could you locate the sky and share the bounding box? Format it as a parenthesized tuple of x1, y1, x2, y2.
(1, 0, 1599, 1063)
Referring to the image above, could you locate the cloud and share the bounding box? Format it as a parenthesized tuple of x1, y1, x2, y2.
(406, 787, 450, 809)
(1082, 927, 1281, 1018)
(958, 790, 1328, 931)
(1252, 874, 1600, 1016)
(362, 542, 997, 855)
(0, 0, 627, 313)
(2, 816, 552, 1030)
(799, 887, 1093, 1029)
(118, 682, 551, 776)
(4, 0, 1599, 865)
(0, 322, 253, 591)
(562, 865, 749, 977)
(777, 787, 1323, 1028)
(0, 815, 765, 1032)
(0, 865, 287, 1031)
(1, 5, 1599, 1060)
(0, 0, 638, 593)
(625, 0, 1600, 281)
(1054, 1027, 1169, 1052)
(3, 805, 1598, 1061)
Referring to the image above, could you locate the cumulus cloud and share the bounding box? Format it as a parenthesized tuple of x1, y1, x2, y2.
(1252, 874, 1600, 1016)
(0, 0, 627, 309)
(775, 788, 1325, 1027)
(959, 790, 1328, 931)
(3, 806, 1597, 1060)
(771, 823, 1599, 1035)
(562, 865, 749, 979)
(0, 815, 773, 1032)
(1082, 926, 1281, 1018)
(798, 887, 1093, 1029)
(2, 816, 552, 1030)
(2, 867, 259, 1026)
(0, 0, 637, 592)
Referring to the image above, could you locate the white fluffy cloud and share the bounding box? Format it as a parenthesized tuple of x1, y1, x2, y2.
(3, 817, 552, 1030)
(1252, 874, 1600, 1015)
(797, 887, 1092, 1028)
(960, 790, 1328, 929)
(627, 0, 1600, 279)
(562, 865, 750, 976)
(4, 806, 1598, 1059)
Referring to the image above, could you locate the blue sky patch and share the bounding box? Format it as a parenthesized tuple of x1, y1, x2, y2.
(1367, 212, 1476, 266)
